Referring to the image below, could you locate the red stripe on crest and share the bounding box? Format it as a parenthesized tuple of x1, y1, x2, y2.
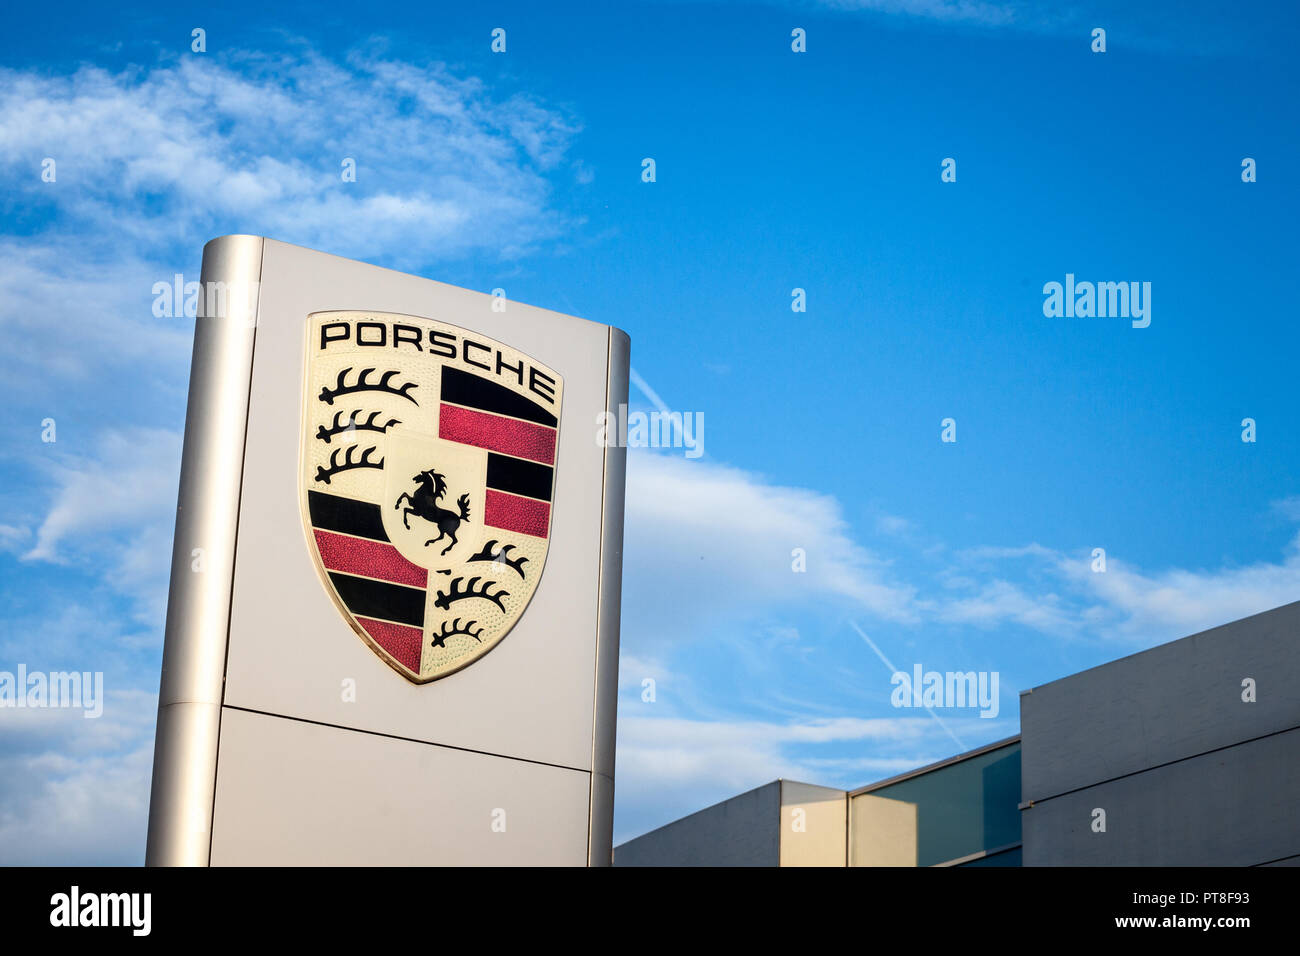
(314, 529, 428, 589)
(484, 489, 551, 538)
(439, 403, 556, 465)
(355, 617, 424, 674)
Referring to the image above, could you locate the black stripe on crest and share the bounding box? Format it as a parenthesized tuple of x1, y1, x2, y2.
(309, 490, 388, 541)
(486, 454, 554, 502)
(440, 366, 558, 427)
(328, 573, 425, 627)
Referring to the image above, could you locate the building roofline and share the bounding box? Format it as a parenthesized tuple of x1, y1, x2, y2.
(849, 734, 1021, 796)
(1023, 599, 1300, 696)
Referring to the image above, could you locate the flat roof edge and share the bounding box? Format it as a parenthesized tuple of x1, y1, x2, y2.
(850, 734, 1021, 796)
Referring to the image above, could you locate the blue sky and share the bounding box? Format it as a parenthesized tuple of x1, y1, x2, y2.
(1, 0, 1298, 861)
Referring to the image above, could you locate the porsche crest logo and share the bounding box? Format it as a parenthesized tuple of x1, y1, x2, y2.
(299, 311, 562, 683)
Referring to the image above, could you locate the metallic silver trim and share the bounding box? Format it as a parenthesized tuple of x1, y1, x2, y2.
(146, 235, 263, 866)
(587, 326, 629, 865)
(588, 772, 616, 866)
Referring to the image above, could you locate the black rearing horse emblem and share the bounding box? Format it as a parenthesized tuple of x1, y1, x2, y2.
(395, 469, 471, 555)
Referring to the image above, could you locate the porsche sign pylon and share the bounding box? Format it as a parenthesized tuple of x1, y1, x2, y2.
(147, 237, 627, 866)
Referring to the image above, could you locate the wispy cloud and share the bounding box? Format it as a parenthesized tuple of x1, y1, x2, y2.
(933, 525, 1300, 642)
(0, 690, 156, 865)
(817, 0, 1021, 27)
(0, 241, 193, 391)
(1063, 534, 1300, 640)
(26, 428, 178, 560)
(624, 448, 1300, 652)
(623, 451, 920, 633)
(0, 50, 579, 267)
(932, 578, 1078, 635)
(22, 427, 182, 630)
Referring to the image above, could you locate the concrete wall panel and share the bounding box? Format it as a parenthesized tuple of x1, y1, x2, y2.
(849, 793, 917, 867)
(1022, 726, 1300, 866)
(614, 782, 781, 867)
(1022, 601, 1300, 802)
(780, 781, 848, 867)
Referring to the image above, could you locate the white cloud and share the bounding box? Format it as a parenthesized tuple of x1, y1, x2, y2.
(26, 428, 181, 561)
(0, 48, 583, 408)
(0, 239, 193, 387)
(619, 714, 929, 787)
(0, 52, 578, 267)
(23, 428, 182, 629)
(1066, 535, 1300, 640)
(876, 513, 912, 536)
(933, 578, 1077, 634)
(0, 690, 156, 865)
(618, 653, 677, 693)
(933, 525, 1300, 644)
(958, 543, 1057, 562)
(622, 451, 919, 634)
(1272, 496, 1300, 521)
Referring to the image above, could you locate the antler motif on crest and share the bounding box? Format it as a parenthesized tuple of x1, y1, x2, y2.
(315, 409, 401, 444)
(314, 445, 384, 484)
(433, 576, 509, 612)
(319, 367, 418, 406)
(430, 618, 484, 648)
(467, 539, 529, 579)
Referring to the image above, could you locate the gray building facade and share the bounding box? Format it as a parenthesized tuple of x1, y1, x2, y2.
(617, 600, 1300, 866)
(1019, 600, 1300, 866)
